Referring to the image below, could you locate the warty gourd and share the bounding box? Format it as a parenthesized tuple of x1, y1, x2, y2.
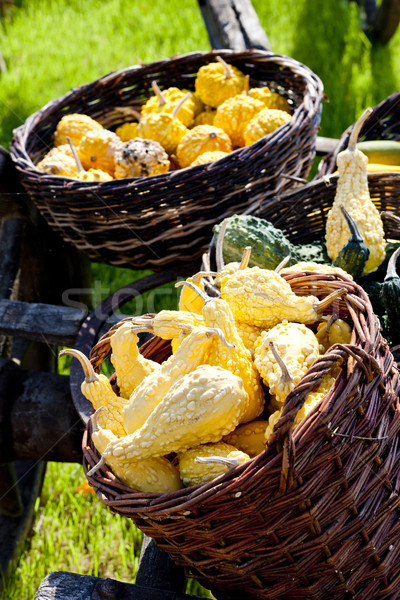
(77, 129, 123, 176)
(109, 322, 160, 398)
(137, 94, 190, 155)
(36, 146, 79, 178)
(253, 321, 320, 407)
(100, 364, 249, 463)
(280, 261, 351, 279)
(332, 205, 370, 279)
(243, 108, 291, 146)
(325, 108, 386, 275)
(189, 150, 230, 167)
(141, 81, 201, 128)
(176, 124, 232, 169)
(116, 122, 140, 142)
(219, 266, 347, 329)
(90, 410, 183, 493)
(122, 325, 234, 434)
(213, 92, 264, 148)
(195, 56, 246, 108)
(59, 348, 128, 437)
(380, 247, 400, 340)
(223, 420, 269, 457)
(248, 86, 291, 113)
(176, 281, 264, 423)
(66, 136, 113, 182)
(54, 113, 103, 147)
(178, 442, 250, 487)
(114, 138, 170, 178)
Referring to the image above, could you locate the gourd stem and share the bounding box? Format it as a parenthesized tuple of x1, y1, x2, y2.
(195, 456, 239, 469)
(131, 325, 154, 334)
(340, 204, 363, 243)
(348, 107, 373, 150)
(216, 218, 228, 271)
(172, 92, 192, 120)
(86, 456, 105, 477)
(385, 247, 400, 281)
(244, 74, 250, 95)
(325, 313, 339, 335)
(90, 407, 106, 434)
(239, 246, 252, 270)
(151, 80, 167, 107)
(275, 255, 291, 274)
(175, 279, 211, 303)
(316, 287, 347, 314)
(66, 136, 84, 173)
(268, 341, 292, 383)
(205, 327, 235, 348)
(59, 348, 99, 383)
(130, 317, 155, 332)
(216, 55, 233, 79)
(115, 107, 142, 122)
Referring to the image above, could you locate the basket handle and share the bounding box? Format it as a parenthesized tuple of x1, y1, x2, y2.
(269, 343, 382, 494)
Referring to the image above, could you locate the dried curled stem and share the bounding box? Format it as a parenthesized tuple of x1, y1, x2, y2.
(59, 348, 98, 383)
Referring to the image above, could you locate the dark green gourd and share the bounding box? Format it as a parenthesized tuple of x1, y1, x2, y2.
(380, 247, 400, 339)
(333, 204, 370, 279)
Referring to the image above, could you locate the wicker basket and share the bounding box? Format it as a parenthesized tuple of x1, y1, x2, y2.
(10, 50, 323, 270)
(83, 271, 400, 600)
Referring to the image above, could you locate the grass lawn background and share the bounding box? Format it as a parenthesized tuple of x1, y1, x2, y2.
(1, 0, 400, 597)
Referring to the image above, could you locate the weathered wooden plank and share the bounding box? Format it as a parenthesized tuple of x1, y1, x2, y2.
(34, 571, 207, 600)
(136, 536, 186, 594)
(370, 0, 400, 43)
(197, 0, 270, 51)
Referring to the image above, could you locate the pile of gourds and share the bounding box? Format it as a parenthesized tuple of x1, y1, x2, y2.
(36, 56, 292, 181)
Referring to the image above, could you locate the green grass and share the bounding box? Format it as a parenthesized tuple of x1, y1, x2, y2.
(1, 0, 400, 597)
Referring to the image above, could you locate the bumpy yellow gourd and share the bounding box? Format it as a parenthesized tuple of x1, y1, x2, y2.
(77, 129, 123, 176)
(123, 326, 228, 434)
(176, 125, 232, 169)
(214, 94, 264, 147)
(325, 108, 386, 275)
(141, 82, 201, 128)
(116, 122, 140, 142)
(220, 267, 346, 329)
(254, 321, 320, 407)
(90, 411, 183, 493)
(137, 94, 190, 155)
(223, 420, 269, 457)
(234, 321, 264, 358)
(265, 373, 336, 443)
(59, 349, 128, 436)
(199, 294, 264, 423)
(109, 322, 160, 399)
(248, 87, 291, 113)
(114, 138, 170, 178)
(75, 168, 113, 182)
(195, 57, 246, 108)
(316, 316, 352, 352)
(194, 107, 216, 127)
(103, 364, 249, 462)
(189, 150, 229, 167)
(36, 146, 79, 178)
(178, 442, 250, 487)
(54, 113, 103, 147)
(178, 273, 206, 314)
(131, 309, 204, 342)
(244, 108, 291, 146)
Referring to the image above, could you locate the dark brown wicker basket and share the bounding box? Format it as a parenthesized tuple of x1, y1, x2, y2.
(9, 50, 323, 270)
(83, 271, 400, 600)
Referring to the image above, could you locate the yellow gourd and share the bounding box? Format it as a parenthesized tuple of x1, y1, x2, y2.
(90, 410, 183, 493)
(244, 108, 291, 146)
(137, 94, 190, 155)
(109, 322, 160, 399)
(101, 364, 249, 462)
(178, 442, 250, 487)
(325, 108, 386, 275)
(59, 349, 128, 437)
(194, 107, 216, 127)
(176, 125, 232, 169)
(77, 129, 123, 176)
(280, 261, 351, 279)
(122, 326, 232, 434)
(178, 272, 206, 314)
(195, 56, 246, 108)
(248, 86, 291, 113)
(223, 420, 269, 457)
(114, 138, 170, 178)
(254, 321, 320, 407)
(36, 145, 79, 178)
(220, 266, 347, 329)
(116, 122, 140, 142)
(54, 113, 103, 147)
(214, 93, 264, 148)
(141, 81, 201, 128)
(189, 150, 229, 167)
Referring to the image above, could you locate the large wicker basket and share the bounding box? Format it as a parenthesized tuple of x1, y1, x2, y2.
(9, 49, 323, 270)
(83, 271, 400, 600)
